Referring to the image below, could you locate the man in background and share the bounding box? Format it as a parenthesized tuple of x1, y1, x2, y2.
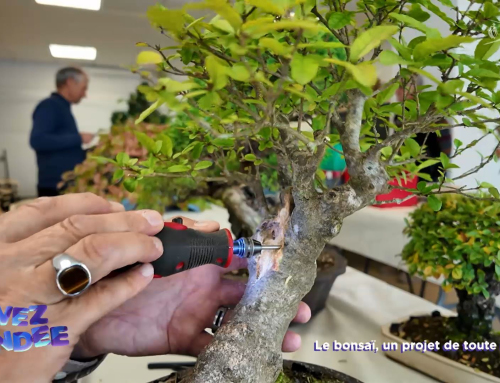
(30, 67, 94, 197)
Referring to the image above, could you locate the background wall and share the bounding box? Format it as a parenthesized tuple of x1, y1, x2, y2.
(0, 60, 140, 197)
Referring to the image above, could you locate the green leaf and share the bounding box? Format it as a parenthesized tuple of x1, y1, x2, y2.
(417, 181, 427, 192)
(244, 153, 257, 161)
(227, 63, 250, 81)
(452, 267, 463, 280)
(112, 168, 124, 183)
(259, 38, 291, 56)
(194, 161, 213, 170)
(389, 13, 441, 38)
(405, 138, 420, 157)
(291, 54, 319, 85)
(440, 152, 450, 169)
(246, 0, 285, 15)
(135, 99, 164, 124)
(136, 51, 163, 66)
(465, 67, 500, 79)
(475, 38, 500, 60)
(481, 287, 491, 299)
(427, 195, 442, 211)
(186, 0, 242, 30)
(243, 19, 325, 35)
(116, 153, 130, 166)
(416, 159, 440, 171)
(160, 135, 173, 158)
(91, 156, 117, 165)
(136, 42, 149, 47)
(454, 138, 463, 149)
(484, 2, 499, 19)
(205, 55, 230, 90)
(324, 58, 377, 87)
(376, 83, 399, 104)
(212, 137, 235, 147)
(312, 115, 326, 131)
(327, 12, 353, 30)
(350, 25, 399, 62)
(147, 5, 185, 33)
(134, 131, 156, 152)
(166, 165, 191, 173)
(495, 264, 500, 278)
(154, 141, 162, 154)
(379, 51, 413, 66)
(490, 187, 500, 199)
(413, 36, 475, 61)
(123, 178, 137, 193)
(387, 38, 413, 61)
(191, 142, 204, 159)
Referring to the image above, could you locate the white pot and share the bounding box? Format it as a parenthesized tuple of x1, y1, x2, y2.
(381, 315, 500, 383)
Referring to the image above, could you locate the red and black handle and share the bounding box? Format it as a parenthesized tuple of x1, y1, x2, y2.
(151, 221, 234, 278)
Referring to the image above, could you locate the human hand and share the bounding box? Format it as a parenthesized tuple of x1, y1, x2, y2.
(0, 193, 164, 382)
(80, 132, 94, 144)
(73, 217, 311, 360)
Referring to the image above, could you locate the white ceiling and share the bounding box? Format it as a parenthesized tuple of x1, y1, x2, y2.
(0, 0, 187, 68)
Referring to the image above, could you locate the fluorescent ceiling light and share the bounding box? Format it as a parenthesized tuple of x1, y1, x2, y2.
(35, 0, 101, 11)
(49, 44, 97, 60)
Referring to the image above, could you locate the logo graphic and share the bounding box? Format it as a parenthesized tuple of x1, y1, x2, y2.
(0, 305, 69, 352)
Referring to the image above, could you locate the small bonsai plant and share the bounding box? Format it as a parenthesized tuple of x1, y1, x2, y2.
(400, 193, 500, 376)
(96, 0, 500, 381)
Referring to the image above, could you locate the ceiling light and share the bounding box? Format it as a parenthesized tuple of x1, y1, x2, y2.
(49, 44, 97, 60)
(35, 0, 101, 11)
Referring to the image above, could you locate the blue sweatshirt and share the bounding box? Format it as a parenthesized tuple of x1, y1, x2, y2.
(30, 93, 86, 189)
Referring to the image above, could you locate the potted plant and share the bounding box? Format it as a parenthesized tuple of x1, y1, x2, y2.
(382, 193, 500, 383)
(98, 0, 500, 381)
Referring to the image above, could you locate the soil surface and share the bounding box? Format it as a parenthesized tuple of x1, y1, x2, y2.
(276, 363, 345, 382)
(390, 311, 500, 377)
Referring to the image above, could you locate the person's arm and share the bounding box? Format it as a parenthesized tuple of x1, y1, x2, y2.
(30, 101, 82, 152)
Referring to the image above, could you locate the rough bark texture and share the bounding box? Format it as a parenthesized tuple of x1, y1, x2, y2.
(182, 90, 390, 383)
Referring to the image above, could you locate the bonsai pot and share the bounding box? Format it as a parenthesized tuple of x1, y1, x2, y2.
(381, 313, 500, 383)
(147, 360, 363, 383)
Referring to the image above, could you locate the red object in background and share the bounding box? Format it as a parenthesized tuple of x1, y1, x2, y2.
(374, 176, 418, 208)
(342, 170, 418, 208)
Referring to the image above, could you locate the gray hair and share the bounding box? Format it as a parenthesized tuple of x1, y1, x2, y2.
(56, 67, 86, 88)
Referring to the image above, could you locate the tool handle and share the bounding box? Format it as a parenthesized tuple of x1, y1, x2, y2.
(151, 222, 234, 278)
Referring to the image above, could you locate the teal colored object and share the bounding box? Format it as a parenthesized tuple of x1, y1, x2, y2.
(320, 143, 346, 172)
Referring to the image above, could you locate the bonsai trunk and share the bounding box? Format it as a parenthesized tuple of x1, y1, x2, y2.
(182, 193, 329, 382)
(455, 269, 500, 338)
(179, 90, 389, 383)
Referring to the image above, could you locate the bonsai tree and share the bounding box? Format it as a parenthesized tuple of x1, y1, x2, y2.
(106, 0, 500, 381)
(401, 194, 500, 375)
(403, 193, 500, 336)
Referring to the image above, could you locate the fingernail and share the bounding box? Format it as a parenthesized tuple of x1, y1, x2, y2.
(194, 221, 209, 227)
(142, 210, 163, 226)
(139, 263, 154, 278)
(153, 237, 163, 253)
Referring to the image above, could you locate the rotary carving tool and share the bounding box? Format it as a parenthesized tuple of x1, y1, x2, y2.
(150, 218, 281, 278)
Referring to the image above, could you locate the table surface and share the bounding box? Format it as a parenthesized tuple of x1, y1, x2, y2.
(329, 206, 416, 271)
(82, 265, 451, 383)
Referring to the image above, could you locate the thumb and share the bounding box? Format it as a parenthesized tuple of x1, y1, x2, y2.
(69, 263, 154, 332)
